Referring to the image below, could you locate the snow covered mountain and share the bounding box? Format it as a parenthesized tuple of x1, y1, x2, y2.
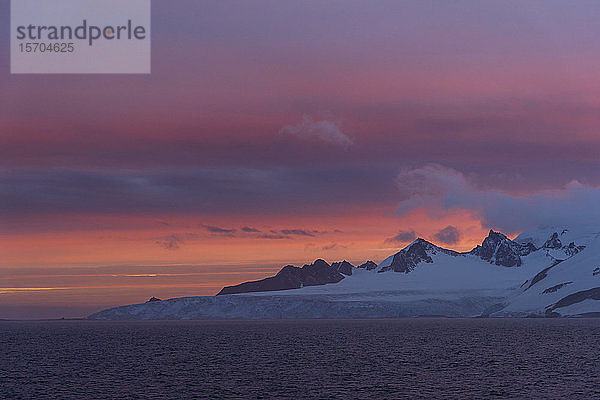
(89, 226, 600, 319)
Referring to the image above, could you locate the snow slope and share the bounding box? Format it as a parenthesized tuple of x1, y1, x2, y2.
(495, 228, 600, 317)
(89, 226, 600, 319)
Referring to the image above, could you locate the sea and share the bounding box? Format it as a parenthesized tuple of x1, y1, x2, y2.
(1, 319, 600, 399)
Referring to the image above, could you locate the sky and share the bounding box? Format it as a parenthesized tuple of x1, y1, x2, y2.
(2, 0, 600, 319)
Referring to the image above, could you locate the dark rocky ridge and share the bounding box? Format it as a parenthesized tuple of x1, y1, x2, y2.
(218, 259, 347, 295)
(527, 259, 564, 290)
(542, 282, 573, 294)
(546, 287, 600, 314)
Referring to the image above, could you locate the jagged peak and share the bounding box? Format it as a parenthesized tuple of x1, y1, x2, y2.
(413, 237, 431, 244)
(405, 237, 445, 252)
(146, 297, 161, 303)
(357, 260, 377, 270)
(468, 228, 525, 267)
(378, 237, 459, 274)
(331, 260, 354, 276)
(332, 259, 352, 264)
(331, 260, 353, 266)
(486, 229, 510, 241)
(515, 225, 600, 248)
(543, 232, 562, 249)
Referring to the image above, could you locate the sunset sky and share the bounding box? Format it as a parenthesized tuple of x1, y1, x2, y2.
(2, 0, 600, 319)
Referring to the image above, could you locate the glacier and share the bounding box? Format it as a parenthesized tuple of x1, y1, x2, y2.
(89, 226, 600, 319)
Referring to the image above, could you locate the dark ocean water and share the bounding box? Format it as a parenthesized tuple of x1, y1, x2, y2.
(1, 319, 600, 399)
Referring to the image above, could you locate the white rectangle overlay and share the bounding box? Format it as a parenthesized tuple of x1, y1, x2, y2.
(11, 0, 151, 74)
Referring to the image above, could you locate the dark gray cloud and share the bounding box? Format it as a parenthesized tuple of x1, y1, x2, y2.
(258, 233, 290, 240)
(4, 96, 600, 198)
(0, 166, 397, 220)
(156, 234, 183, 250)
(280, 229, 315, 237)
(433, 226, 460, 245)
(202, 224, 236, 234)
(4, 160, 599, 239)
(151, 227, 321, 243)
(396, 164, 600, 233)
(385, 230, 416, 244)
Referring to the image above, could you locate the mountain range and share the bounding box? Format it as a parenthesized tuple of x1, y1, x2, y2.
(89, 226, 600, 319)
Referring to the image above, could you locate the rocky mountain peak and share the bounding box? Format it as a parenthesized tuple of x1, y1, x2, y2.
(357, 260, 377, 271)
(311, 259, 329, 267)
(515, 229, 587, 258)
(379, 238, 459, 273)
(331, 260, 354, 276)
(146, 297, 161, 303)
(468, 229, 526, 267)
(543, 232, 562, 249)
(565, 242, 586, 256)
